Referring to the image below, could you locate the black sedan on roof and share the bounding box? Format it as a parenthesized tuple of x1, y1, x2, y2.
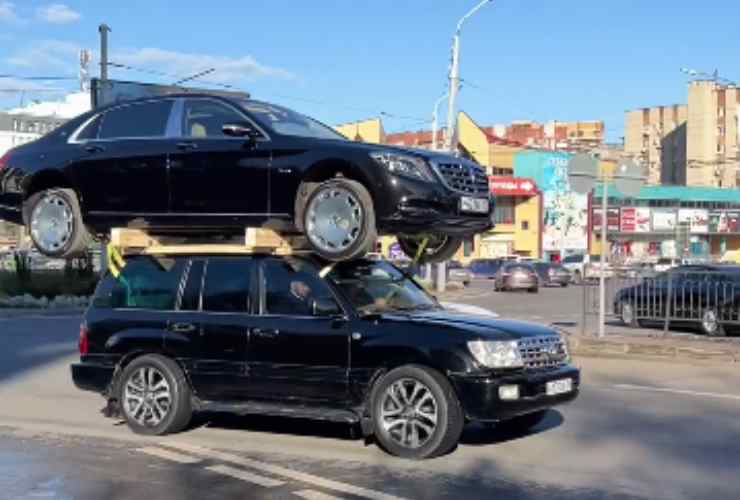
(0, 95, 494, 262)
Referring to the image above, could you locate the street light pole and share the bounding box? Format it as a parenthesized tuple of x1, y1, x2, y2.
(445, 0, 492, 152)
(599, 171, 608, 339)
(432, 93, 448, 151)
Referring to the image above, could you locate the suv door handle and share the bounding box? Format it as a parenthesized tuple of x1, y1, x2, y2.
(176, 141, 198, 150)
(252, 328, 279, 338)
(169, 322, 196, 333)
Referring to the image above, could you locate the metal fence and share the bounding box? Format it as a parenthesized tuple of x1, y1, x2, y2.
(582, 269, 740, 335)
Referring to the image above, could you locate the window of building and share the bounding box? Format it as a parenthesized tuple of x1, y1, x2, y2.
(202, 258, 254, 313)
(493, 197, 515, 225)
(262, 258, 337, 316)
(182, 98, 246, 138)
(521, 220, 529, 231)
(98, 100, 174, 139)
(93, 257, 186, 310)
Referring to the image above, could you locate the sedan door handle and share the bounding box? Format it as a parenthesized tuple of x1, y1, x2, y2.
(84, 144, 105, 154)
(252, 328, 280, 338)
(176, 141, 198, 150)
(169, 322, 196, 333)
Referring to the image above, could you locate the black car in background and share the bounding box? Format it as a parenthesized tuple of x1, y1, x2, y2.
(71, 254, 579, 459)
(533, 262, 572, 287)
(0, 95, 493, 262)
(469, 258, 502, 279)
(614, 265, 740, 336)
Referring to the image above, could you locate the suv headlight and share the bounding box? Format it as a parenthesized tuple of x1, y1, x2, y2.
(467, 340, 523, 368)
(370, 152, 436, 182)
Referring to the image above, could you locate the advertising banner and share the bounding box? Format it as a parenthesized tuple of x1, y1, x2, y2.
(489, 177, 538, 197)
(592, 208, 620, 232)
(678, 209, 709, 233)
(620, 207, 651, 233)
(709, 210, 740, 233)
(652, 209, 677, 232)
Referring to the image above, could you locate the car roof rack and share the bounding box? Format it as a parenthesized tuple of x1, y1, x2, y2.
(109, 228, 313, 257)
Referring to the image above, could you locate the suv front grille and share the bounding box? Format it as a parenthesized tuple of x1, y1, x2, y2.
(435, 162, 490, 197)
(518, 336, 568, 371)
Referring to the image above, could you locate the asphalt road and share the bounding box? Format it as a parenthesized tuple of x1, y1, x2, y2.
(1, 310, 739, 499)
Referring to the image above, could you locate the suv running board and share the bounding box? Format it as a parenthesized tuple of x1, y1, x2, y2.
(197, 399, 361, 424)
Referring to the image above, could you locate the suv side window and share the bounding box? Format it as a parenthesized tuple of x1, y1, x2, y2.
(98, 100, 174, 139)
(182, 99, 246, 138)
(93, 257, 186, 310)
(202, 257, 255, 313)
(262, 258, 338, 316)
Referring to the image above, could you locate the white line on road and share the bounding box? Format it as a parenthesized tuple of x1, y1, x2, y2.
(613, 384, 740, 402)
(162, 442, 408, 500)
(136, 446, 202, 464)
(293, 489, 347, 500)
(206, 464, 285, 488)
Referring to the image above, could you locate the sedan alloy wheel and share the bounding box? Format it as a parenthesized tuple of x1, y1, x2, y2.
(30, 193, 74, 254)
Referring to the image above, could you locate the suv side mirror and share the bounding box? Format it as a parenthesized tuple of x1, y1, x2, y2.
(222, 122, 259, 139)
(311, 297, 341, 317)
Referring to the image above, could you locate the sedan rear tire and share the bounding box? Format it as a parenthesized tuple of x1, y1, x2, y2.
(397, 234, 463, 264)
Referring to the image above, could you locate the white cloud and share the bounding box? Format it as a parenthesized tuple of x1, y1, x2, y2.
(115, 47, 296, 85)
(0, 1, 19, 22)
(6, 39, 81, 69)
(36, 3, 81, 24)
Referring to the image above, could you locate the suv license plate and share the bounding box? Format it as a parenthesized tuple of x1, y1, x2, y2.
(546, 378, 573, 396)
(460, 197, 489, 213)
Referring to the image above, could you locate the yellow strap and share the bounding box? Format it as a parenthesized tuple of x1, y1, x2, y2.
(106, 243, 126, 277)
(413, 237, 429, 265)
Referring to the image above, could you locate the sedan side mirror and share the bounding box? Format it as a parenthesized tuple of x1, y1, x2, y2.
(222, 122, 260, 139)
(311, 297, 341, 317)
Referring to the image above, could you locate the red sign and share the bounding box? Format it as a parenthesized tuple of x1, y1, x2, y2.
(489, 176, 538, 197)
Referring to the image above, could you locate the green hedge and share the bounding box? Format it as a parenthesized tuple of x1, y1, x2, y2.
(0, 270, 99, 299)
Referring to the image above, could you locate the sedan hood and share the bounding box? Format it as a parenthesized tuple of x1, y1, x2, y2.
(380, 309, 560, 341)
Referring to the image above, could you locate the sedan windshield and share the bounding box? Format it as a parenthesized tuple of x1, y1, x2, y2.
(239, 100, 347, 140)
(326, 260, 438, 315)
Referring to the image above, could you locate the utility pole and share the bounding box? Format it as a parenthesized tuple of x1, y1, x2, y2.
(431, 93, 448, 151)
(99, 24, 111, 82)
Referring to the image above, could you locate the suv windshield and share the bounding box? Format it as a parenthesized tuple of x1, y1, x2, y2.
(239, 100, 347, 140)
(326, 260, 438, 314)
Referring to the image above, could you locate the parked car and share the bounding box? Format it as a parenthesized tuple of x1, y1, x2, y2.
(494, 262, 539, 293)
(533, 262, 571, 287)
(447, 260, 473, 285)
(0, 95, 494, 263)
(614, 264, 740, 336)
(562, 253, 613, 282)
(468, 258, 502, 279)
(71, 254, 579, 459)
(653, 257, 679, 273)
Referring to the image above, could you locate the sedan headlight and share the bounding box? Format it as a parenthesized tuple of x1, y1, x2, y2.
(370, 152, 436, 182)
(467, 340, 523, 368)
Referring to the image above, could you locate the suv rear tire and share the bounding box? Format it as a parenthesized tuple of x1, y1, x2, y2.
(25, 188, 90, 258)
(371, 365, 463, 459)
(118, 354, 192, 436)
(302, 179, 377, 261)
(397, 234, 462, 264)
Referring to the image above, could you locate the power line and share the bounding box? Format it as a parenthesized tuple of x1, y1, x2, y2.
(0, 74, 77, 81)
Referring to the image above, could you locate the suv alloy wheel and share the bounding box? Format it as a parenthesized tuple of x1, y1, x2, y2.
(620, 301, 640, 327)
(302, 178, 377, 261)
(371, 365, 463, 459)
(701, 308, 725, 337)
(119, 354, 193, 436)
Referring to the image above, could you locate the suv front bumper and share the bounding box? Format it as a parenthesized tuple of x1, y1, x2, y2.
(450, 365, 580, 422)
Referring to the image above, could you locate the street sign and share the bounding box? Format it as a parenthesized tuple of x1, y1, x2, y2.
(613, 159, 647, 198)
(566, 154, 598, 194)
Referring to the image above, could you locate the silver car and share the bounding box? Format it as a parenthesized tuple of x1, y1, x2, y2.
(447, 260, 473, 285)
(494, 262, 539, 293)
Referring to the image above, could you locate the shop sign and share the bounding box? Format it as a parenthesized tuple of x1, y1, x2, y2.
(709, 210, 740, 233)
(620, 207, 651, 233)
(592, 207, 620, 232)
(652, 209, 677, 232)
(678, 209, 709, 233)
(489, 176, 538, 197)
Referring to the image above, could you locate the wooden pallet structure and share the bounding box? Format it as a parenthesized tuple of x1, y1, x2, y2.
(109, 227, 312, 257)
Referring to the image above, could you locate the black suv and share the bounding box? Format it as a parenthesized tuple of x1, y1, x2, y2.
(72, 254, 579, 459)
(0, 95, 493, 262)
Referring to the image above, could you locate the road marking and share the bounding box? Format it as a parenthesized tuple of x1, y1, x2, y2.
(293, 490, 347, 500)
(137, 446, 202, 464)
(206, 464, 285, 488)
(162, 442, 408, 500)
(613, 384, 740, 402)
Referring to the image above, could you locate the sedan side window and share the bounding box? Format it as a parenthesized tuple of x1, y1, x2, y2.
(98, 100, 174, 140)
(182, 99, 246, 138)
(262, 259, 338, 317)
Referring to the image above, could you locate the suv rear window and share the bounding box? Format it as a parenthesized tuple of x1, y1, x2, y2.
(93, 257, 186, 310)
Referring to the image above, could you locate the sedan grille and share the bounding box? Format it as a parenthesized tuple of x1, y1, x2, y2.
(434, 162, 490, 197)
(517, 336, 568, 371)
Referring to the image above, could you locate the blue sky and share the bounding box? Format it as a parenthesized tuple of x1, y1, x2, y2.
(0, 1, 738, 141)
